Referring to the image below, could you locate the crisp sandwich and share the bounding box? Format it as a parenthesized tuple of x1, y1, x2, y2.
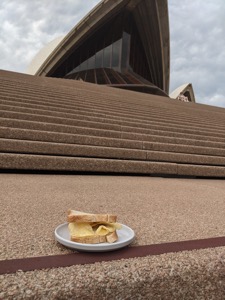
(67, 210, 121, 244)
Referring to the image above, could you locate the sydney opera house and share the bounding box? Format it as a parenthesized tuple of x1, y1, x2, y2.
(28, 0, 170, 97)
(1, 0, 225, 177)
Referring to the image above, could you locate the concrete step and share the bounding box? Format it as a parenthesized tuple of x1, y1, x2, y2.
(1, 110, 225, 143)
(1, 70, 225, 177)
(1, 104, 225, 140)
(1, 79, 225, 120)
(1, 88, 225, 130)
(0, 111, 225, 148)
(1, 138, 225, 166)
(0, 75, 224, 114)
(2, 100, 225, 135)
(1, 71, 225, 119)
(1, 126, 225, 157)
(0, 126, 143, 150)
(1, 110, 225, 148)
(1, 152, 225, 177)
(0, 72, 222, 109)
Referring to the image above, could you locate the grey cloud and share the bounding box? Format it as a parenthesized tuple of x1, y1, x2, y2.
(0, 0, 99, 72)
(169, 0, 225, 107)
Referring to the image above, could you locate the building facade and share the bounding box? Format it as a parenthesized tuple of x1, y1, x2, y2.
(29, 0, 170, 96)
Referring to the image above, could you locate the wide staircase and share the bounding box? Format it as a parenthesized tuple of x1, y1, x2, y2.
(1, 69, 225, 177)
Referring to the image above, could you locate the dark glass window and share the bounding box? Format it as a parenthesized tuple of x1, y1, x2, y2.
(103, 44, 111, 68)
(79, 59, 88, 72)
(53, 10, 151, 84)
(112, 39, 121, 69)
(129, 17, 151, 82)
(88, 55, 95, 69)
(95, 50, 103, 68)
(121, 32, 130, 70)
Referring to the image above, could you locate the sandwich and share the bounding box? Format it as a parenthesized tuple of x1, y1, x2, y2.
(67, 210, 122, 244)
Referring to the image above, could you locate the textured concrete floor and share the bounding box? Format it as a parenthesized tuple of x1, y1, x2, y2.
(0, 174, 225, 299)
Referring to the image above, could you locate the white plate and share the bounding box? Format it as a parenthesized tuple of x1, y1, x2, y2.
(55, 222, 135, 252)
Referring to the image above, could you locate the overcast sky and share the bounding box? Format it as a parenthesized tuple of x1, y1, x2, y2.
(0, 0, 225, 108)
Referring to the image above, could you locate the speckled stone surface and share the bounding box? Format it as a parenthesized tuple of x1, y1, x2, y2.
(0, 248, 225, 299)
(0, 174, 225, 298)
(1, 70, 225, 178)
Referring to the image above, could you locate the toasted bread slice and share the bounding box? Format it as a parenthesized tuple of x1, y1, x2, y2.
(106, 230, 118, 243)
(67, 210, 117, 223)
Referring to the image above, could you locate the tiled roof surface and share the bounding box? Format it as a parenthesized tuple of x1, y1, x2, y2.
(1, 70, 225, 177)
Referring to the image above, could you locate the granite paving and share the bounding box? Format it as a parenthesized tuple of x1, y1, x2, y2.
(0, 174, 225, 299)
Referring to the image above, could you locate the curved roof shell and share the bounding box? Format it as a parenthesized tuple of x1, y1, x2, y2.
(35, 0, 170, 94)
(170, 83, 196, 103)
(26, 36, 64, 75)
